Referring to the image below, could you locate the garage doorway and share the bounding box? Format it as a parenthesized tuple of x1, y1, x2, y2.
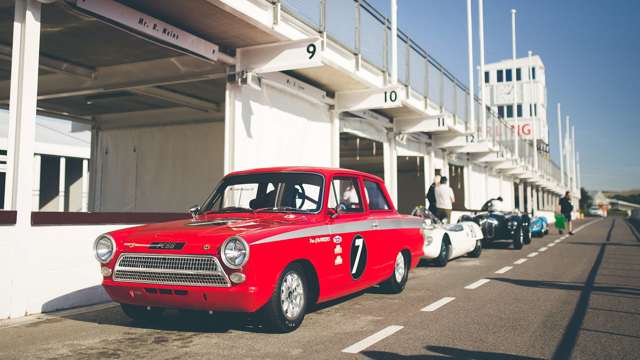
(340, 133, 384, 179)
(397, 156, 425, 214)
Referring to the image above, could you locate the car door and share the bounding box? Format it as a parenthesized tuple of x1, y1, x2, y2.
(326, 175, 376, 297)
(362, 178, 398, 280)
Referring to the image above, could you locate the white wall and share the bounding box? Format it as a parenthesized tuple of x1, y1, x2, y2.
(0, 224, 127, 319)
(227, 82, 333, 172)
(97, 122, 224, 212)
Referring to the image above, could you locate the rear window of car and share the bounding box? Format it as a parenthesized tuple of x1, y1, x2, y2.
(364, 180, 390, 210)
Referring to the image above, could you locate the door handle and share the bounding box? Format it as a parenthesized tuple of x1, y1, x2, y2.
(371, 221, 379, 229)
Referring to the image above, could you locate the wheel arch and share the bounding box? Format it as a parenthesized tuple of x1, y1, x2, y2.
(289, 259, 320, 306)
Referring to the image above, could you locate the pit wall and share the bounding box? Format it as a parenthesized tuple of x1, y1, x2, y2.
(0, 224, 127, 320)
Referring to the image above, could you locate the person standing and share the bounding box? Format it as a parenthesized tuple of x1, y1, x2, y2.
(559, 191, 574, 235)
(435, 176, 455, 223)
(426, 175, 441, 216)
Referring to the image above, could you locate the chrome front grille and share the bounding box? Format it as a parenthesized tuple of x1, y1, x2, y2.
(113, 254, 230, 287)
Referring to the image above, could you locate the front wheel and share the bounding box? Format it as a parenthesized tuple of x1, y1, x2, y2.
(120, 304, 164, 322)
(261, 263, 307, 333)
(381, 251, 409, 294)
(513, 228, 524, 250)
(467, 240, 482, 258)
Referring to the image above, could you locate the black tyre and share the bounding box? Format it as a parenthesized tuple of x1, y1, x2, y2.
(261, 263, 307, 333)
(120, 303, 164, 322)
(434, 238, 450, 267)
(513, 227, 524, 250)
(381, 251, 409, 294)
(467, 240, 482, 258)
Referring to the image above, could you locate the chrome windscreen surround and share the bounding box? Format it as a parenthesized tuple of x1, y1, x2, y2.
(113, 253, 231, 287)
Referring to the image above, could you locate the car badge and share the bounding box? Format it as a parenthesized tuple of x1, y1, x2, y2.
(203, 244, 211, 251)
(333, 235, 342, 244)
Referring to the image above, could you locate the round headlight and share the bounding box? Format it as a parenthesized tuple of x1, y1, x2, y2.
(221, 237, 249, 269)
(94, 234, 115, 263)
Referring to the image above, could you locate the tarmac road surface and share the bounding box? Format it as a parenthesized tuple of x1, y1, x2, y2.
(1, 217, 639, 360)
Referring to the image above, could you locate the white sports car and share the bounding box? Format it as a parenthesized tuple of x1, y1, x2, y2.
(412, 207, 484, 267)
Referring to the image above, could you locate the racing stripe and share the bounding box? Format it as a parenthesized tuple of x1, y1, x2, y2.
(251, 218, 424, 245)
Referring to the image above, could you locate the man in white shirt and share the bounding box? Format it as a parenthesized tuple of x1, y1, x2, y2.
(435, 176, 455, 223)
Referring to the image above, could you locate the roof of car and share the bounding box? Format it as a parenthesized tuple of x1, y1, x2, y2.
(226, 166, 384, 183)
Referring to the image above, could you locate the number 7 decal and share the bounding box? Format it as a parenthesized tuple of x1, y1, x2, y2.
(350, 235, 367, 279)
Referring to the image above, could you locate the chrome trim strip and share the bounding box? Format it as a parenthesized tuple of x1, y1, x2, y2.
(252, 218, 424, 245)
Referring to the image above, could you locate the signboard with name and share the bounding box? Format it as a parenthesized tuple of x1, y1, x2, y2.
(76, 0, 219, 61)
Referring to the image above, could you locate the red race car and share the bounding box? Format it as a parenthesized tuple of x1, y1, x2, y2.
(94, 167, 425, 332)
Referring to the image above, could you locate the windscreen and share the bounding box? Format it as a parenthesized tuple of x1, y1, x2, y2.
(201, 172, 324, 214)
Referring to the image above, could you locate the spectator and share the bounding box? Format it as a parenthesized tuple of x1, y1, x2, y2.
(435, 176, 455, 223)
(559, 191, 574, 235)
(426, 175, 441, 216)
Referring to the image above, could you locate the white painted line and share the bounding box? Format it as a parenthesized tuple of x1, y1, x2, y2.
(514, 258, 528, 265)
(342, 325, 404, 354)
(548, 243, 556, 247)
(495, 266, 513, 274)
(527, 252, 539, 258)
(421, 297, 456, 312)
(464, 279, 490, 290)
(539, 246, 549, 252)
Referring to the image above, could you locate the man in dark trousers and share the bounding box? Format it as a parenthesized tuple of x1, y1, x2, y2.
(559, 191, 574, 235)
(426, 175, 440, 217)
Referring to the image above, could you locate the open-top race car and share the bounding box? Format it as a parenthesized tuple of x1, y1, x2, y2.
(94, 167, 425, 332)
(412, 206, 483, 266)
(530, 215, 549, 237)
(461, 197, 531, 249)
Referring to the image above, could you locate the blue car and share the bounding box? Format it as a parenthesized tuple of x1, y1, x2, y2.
(530, 216, 549, 237)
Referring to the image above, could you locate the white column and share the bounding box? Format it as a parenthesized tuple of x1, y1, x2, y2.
(576, 152, 581, 192)
(330, 110, 340, 168)
(4, 0, 41, 224)
(518, 182, 524, 212)
(32, 154, 41, 210)
(423, 154, 430, 207)
(557, 103, 564, 188)
(390, 0, 398, 84)
(81, 158, 89, 212)
(571, 126, 577, 192)
(529, 51, 537, 173)
(511, 9, 519, 161)
(466, 0, 475, 132)
(58, 156, 66, 212)
(223, 83, 236, 175)
(383, 131, 398, 206)
(478, 0, 487, 139)
(564, 115, 570, 189)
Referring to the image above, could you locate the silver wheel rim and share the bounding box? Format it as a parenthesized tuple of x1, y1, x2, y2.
(394, 252, 406, 283)
(280, 271, 304, 321)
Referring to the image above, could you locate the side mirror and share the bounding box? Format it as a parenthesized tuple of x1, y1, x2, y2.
(327, 208, 339, 219)
(497, 196, 504, 202)
(189, 205, 200, 219)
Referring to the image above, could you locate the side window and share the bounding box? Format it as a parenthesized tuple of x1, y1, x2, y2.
(497, 69, 504, 83)
(329, 177, 363, 212)
(364, 180, 390, 211)
(505, 69, 513, 82)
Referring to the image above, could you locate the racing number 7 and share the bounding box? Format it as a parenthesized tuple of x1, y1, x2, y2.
(352, 237, 363, 275)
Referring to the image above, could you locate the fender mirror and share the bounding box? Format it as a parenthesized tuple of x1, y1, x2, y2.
(188, 205, 200, 219)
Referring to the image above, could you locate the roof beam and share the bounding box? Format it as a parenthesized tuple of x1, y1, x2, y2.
(129, 87, 221, 113)
(94, 107, 223, 130)
(0, 43, 96, 79)
(0, 55, 226, 103)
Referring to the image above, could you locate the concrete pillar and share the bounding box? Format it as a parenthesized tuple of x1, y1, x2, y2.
(383, 132, 398, 206)
(58, 157, 66, 212)
(423, 154, 430, 207)
(81, 158, 89, 212)
(4, 0, 41, 223)
(330, 110, 340, 168)
(32, 154, 41, 211)
(518, 182, 524, 212)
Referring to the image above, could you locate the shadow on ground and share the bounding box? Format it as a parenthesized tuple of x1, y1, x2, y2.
(361, 345, 543, 359)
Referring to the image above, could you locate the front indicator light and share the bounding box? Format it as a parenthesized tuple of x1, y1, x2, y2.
(101, 266, 112, 277)
(229, 272, 246, 284)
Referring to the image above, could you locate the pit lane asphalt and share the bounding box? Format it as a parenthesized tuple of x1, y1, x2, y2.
(1, 217, 638, 360)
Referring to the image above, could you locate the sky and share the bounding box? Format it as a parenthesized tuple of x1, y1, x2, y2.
(366, 0, 640, 191)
